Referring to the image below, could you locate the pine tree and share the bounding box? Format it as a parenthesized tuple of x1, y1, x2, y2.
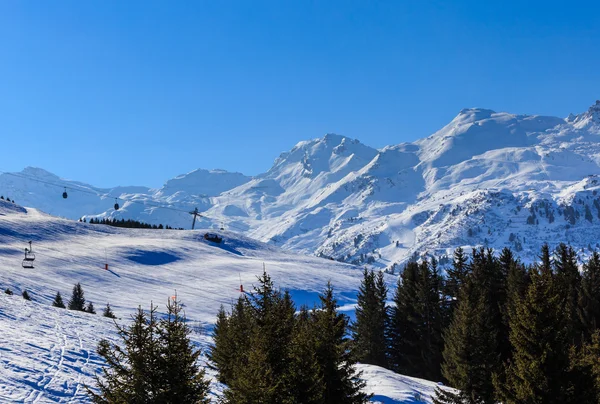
(554, 243, 582, 346)
(155, 297, 210, 403)
(444, 247, 469, 321)
(286, 306, 325, 403)
(68, 283, 86, 311)
(52, 291, 66, 308)
(418, 258, 444, 381)
(4, 288, 13, 295)
(223, 271, 297, 403)
(437, 250, 500, 404)
(88, 305, 162, 403)
(570, 331, 600, 402)
(579, 251, 600, 340)
(312, 281, 370, 404)
(350, 268, 388, 367)
(103, 303, 117, 319)
(208, 299, 251, 386)
(388, 259, 443, 380)
(22, 290, 31, 300)
(86, 301, 96, 314)
(498, 263, 572, 403)
(388, 261, 421, 375)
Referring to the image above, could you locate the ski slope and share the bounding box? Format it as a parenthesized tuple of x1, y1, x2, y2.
(0, 200, 453, 402)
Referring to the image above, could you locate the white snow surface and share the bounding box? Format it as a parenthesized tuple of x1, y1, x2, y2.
(4, 101, 600, 270)
(0, 202, 450, 402)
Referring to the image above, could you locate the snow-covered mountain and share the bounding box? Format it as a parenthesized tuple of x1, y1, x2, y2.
(4, 100, 600, 269)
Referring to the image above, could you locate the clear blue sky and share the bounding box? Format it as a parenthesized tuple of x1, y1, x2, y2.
(1, 1, 599, 187)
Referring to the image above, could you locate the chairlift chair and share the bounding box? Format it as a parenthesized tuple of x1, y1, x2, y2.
(22, 241, 35, 269)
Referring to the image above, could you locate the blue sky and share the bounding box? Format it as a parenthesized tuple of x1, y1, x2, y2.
(1, 1, 599, 187)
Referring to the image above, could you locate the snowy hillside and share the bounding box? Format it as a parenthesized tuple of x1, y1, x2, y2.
(4, 101, 600, 269)
(0, 200, 455, 402)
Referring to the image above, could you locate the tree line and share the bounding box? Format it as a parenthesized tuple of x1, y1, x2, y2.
(83, 217, 180, 230)
(351, 244, 600, 403)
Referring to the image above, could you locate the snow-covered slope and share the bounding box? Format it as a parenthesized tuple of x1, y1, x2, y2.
(0, 200, 453, 402)
(5, 101, 600, 269)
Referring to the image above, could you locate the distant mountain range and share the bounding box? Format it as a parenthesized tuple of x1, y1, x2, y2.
(3, 100, 600, 270)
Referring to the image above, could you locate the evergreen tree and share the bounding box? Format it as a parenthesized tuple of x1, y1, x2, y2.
(554, 243, 582, 345)
(224, 271, 297, 403)
(88, 305, 162, 403)
(103, 303, 117, 319)
(22, 290, 31, 300)
(388, 261, 421, 375)
(68, 283, 86, 311)
(350, 268, 388, 367)
(388, 259, 443, 380)
(437, 250, 500, 404)
(208, 300, 247, 386)
(5, 288, 13, 295)
(155, 297, 210, 404)
(312, 281, 370, 404)
(88, 301, 210, 403)
(52, 291, 66, 308)
(579, 251, 600, 340)
(444, 247, 469, 321)
(570, 331, 600, 402)
(498, 263, 572, 403)
(86, 301, 96, 314)
(286, 306, 325, 403)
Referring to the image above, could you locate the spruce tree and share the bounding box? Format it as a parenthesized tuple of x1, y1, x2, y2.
(223, 271, 297, 403)
(287, 306, 325, 403)
(388, 259, 443, 380)
(68, 283, 86, 311)
(52, 291, 66, 308)
(155, 297, 210, 404)
(444, 247, 469, 321)
(579, 251, 600, 340)
(312, 281, 369, 404)
(5, 288, 13, 295)
(437, 250, 500, 404)
(350, 268, 388, 367)
(208, 301, 243, 386)
(554, 243, 582, 345)
(418, 258, 444, 381)
(570, 331, 600, 402)
(88, 305, 162, 403)
(498, 264, 572, 403)
(103, 303, 117, 319)
(86, 301, 96, 314)
(388, 261, 421, 375)
(22, 290, 31, 300)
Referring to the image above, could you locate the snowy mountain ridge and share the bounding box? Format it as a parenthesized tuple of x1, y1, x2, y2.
(4, 100, 600, 269)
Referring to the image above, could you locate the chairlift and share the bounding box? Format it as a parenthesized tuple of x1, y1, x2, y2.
(62, 187, 68, 199)
(114, 198, 120, 211)
(22, 241, 35, 269)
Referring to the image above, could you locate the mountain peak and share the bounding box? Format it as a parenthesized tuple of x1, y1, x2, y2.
(572, 100, 600, 128)
(454, 108, 497, 123)
(20, 167, 61, 180)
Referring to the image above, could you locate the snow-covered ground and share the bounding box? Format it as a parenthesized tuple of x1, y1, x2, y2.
(3, 101, 600, 270)
(0, 201, 452, 402)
